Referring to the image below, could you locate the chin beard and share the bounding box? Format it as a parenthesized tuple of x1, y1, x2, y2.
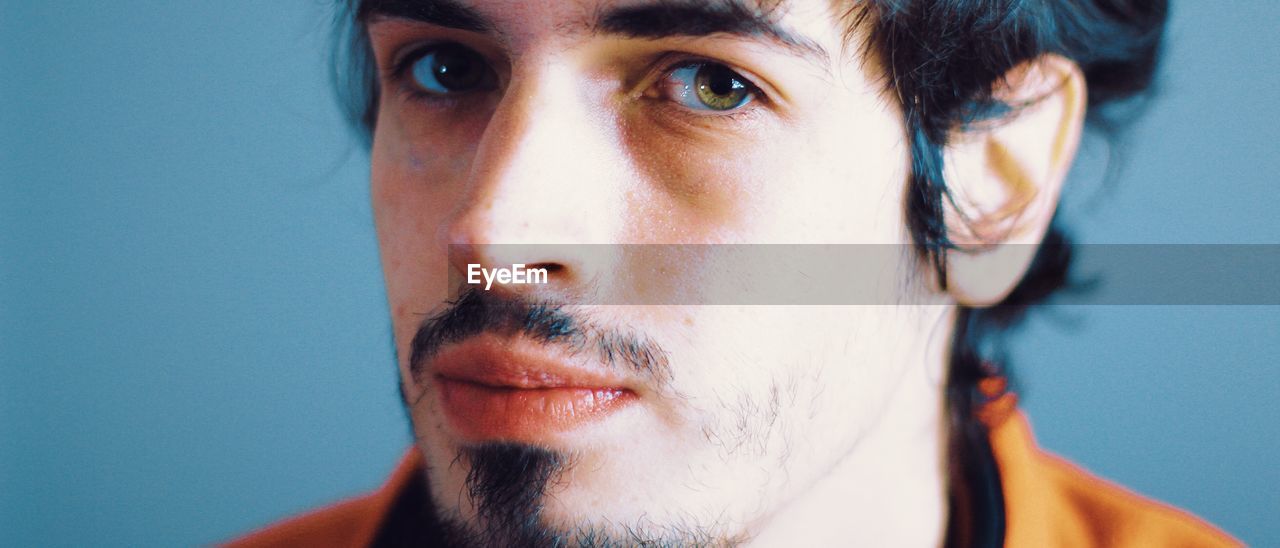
(427, 443, 729, 548)
(443, 442, 567, 546)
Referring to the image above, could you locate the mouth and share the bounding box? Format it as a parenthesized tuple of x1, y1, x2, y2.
(430, 335, 639, 442)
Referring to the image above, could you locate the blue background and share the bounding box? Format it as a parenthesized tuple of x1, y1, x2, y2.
(2, 1, 1276, 545)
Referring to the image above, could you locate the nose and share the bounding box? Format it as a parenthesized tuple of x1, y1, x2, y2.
(441, 62, 626, 300)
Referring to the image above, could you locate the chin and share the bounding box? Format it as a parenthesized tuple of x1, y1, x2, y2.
(416, 428, 751, 546)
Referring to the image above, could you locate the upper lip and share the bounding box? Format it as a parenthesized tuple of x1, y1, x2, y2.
(431, 334, 634, 390)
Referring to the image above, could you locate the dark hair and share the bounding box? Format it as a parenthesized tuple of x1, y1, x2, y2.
(859, 2, 1168, 545)
(334, 1, 1168, 545)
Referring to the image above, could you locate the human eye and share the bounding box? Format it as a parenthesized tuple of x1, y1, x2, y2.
(657, 61, 759, 112)
(394, 42, 497, 97)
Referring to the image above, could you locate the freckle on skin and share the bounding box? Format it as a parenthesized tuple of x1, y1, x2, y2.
(409, 150, 427, 171)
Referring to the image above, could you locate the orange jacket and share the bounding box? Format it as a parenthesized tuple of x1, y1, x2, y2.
(227, 410, 1240, 547)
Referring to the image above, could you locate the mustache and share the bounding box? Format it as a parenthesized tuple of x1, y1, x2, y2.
(408, 288, 671, 386)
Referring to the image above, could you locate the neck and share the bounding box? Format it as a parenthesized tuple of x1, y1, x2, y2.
(746, 309, 953, 547)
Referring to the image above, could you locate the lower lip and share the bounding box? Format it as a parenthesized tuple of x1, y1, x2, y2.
(436, 378, 635, 441)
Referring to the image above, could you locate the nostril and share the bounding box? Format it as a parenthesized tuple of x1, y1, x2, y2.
(526, 262, 565, 292)
(529, 263, 564, 275)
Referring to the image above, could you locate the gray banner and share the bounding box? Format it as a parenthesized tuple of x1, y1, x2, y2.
(446, 244, 1280, 305)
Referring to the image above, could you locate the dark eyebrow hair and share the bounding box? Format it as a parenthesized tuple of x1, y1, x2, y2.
(357, 0, 829, 66)
(358, 0, 491, 32)
(596, 0, 830, 64)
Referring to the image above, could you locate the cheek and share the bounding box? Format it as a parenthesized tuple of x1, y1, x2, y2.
(673, 308, 872, 421)
(620, 110, 911, 246)
(616, 129, 752, 243)
(664, 306, 932, 486)
(755, 105, 912, 243)
(370, 110, 476, 371)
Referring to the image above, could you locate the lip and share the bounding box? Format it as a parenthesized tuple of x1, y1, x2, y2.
(430, 335, 638, 442)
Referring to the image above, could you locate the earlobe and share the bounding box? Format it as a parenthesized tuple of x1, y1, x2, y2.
(942, 54, 1087, 306)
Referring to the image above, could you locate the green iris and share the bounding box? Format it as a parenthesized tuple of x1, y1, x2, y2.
(692, 63, 753, 111)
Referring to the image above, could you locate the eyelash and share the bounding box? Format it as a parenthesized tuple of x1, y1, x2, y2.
(385, 44, 770, 119)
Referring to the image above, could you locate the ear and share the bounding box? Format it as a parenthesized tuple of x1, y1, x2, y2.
(942, 54, 1086, 306)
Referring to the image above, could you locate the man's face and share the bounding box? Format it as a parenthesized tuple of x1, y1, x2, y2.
(366, 0, 951, 543)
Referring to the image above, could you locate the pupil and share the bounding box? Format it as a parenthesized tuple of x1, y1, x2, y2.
(707, 68, 737, 96)
(433, 47, 479, 89)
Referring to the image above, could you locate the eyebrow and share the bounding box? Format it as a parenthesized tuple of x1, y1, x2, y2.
(597, 0, 829, 64)
(359, 0, 830, 65)
(358, 0, 490, 32)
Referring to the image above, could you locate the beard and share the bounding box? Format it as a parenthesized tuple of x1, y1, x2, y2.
(439, 443, 573, 547)
(390, 289, 733, 546)
(372, 442, 727, 547)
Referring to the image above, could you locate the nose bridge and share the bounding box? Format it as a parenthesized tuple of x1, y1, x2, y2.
(456, 60, 617, 240)
(443, 59, 624, 294)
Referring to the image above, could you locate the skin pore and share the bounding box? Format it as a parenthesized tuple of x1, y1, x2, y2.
(362, 0, 1083, 545)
